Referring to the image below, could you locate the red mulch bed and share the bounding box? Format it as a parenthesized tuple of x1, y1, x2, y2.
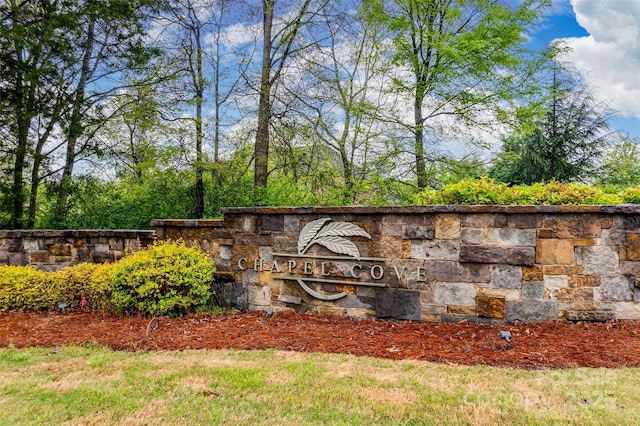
(2, 310, 640, 370)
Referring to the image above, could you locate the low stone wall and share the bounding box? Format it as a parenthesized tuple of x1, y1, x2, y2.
(0, 229, 155, 271)
(4, 205, 640, 323)
(154, 205, 640, 323)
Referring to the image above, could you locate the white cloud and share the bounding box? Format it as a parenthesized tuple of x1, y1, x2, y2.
(559, 0, 640, 119)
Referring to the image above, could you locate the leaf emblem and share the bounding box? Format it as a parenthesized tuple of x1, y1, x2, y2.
(297, 218, 371, 259)
(314, 222, 371, 239)
(298, 218, 331, 254)
(314, 236, 361, 260)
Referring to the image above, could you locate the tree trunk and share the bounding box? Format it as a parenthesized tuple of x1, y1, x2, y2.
(253, 0, 274, 205)
(55, 15, 95, 225)
(194, 24, 204, 218)
(414, 95, 427, 189)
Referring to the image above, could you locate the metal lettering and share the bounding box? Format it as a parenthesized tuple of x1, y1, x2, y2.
(321, 262, 330, 276)
(270, 260, 281, 273)
(371, 264, 384, 280)
(393, 265, 406, 280)
(288, 260, 297, 273)
(304, 261, 313, 275)
(238, 258, 248, 271)
(416, 267, 427, 281)
(254, 258, 264, 272)
(350, 264, 362, 279)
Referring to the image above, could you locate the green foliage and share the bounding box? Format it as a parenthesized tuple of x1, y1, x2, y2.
(595, 140, 640, 189)
(413, 177, 623, 205)
(620, 186, 640, 204)
(0, 263, 113, 312)
(0, 266, 54, 311)
(489, 67, 612, 185)
(0, 241, 215, 316)
(109, 240, 215, 317)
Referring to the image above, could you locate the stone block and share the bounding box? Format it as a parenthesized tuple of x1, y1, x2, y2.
(283, 216, 300, 235)
(220, 245, 232, 260)
(435, 283, 477, 306)
(460, 228, 484, 245)
(411, 240, 459, 261)
(522, 281, 544, 300)
(423, 261, 491, 283)
(535, 239, 574, 265)
(461, 214, 507, 228)
(48, 243, 71, 257)
(402, 226, 434, 240)
(522, 265, 543, 281)
(490, 264, 522, 289)
(94, 243, 109, 254)
(108, 238, 124, 251)
(555, 217, 602, 238)
(600, 275, 634, 302)
(459, 246, 535, 266)
(537, 228, 554, 238)
(572, 238, 597, 247)
(447, 305, 476, 316)
(259, 215, 284, 233)
(248, 285, 271, 306)
(572, 287, 595, 310)
(337, 295, 375, 310)
(602, 228, 626, 246)
(544, 275, 568, 290)
(573, 275, 601, 287)
(375, 288, 421, 321)
(317, 306, 347, 317)
(485, 228, 536, 246)
(565, 311, 615, 322)
(211, 281, 248, 311)
(370, 235, 405, 259)
(278, 294, 302, 305)
(579, 246, 619, 275)
(506, 300, 558, 322)
(8, 252, 28, 266)
(29, 250, 49, 263)
(507, 214, 542, 229)
(435, 214, 460, 240)
(627, 234, 640, 261)
(477, 295, 506, 319)
(543, 265, 583, 275)
(23, 240, 39, 251)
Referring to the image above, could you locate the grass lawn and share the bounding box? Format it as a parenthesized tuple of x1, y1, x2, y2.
(1, 346, 639, 425)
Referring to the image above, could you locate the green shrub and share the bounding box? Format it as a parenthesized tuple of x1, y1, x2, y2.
(109, 240, 215, 317)
(620, 186, 640, 204)
(52, 263, 113, 311)
(413, 178, 624, 205)
(0, 266, 55, 311)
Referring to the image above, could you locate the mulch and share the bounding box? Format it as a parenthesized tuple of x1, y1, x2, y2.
(2, 310, 640, 370)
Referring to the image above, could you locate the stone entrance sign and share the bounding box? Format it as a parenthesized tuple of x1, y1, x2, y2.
(4, 205, 640, 323)
(150, 205, 640, 323)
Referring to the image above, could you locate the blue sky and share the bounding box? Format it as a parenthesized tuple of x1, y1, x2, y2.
(532, 0, 640, 140)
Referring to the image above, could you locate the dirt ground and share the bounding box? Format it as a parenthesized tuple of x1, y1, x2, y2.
(2, 310, 640, 370)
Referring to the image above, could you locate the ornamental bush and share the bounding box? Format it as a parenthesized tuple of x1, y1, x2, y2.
(0, 266, 53, 311)
(0, 240, 215, 316)
(109, 240, 215, 317)
(413, 178, 624, 205)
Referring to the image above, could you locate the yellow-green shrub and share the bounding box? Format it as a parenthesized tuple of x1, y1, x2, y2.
(52, 263, 113, 311)
(413, 178, 624, 205)
(109, 240, 215, 317)
(0, 266, 56, 311)
(621, 186, 640, 204)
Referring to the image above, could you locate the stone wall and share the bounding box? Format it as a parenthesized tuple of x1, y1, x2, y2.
(154, 205, 640, 323)
(4, 205, 640, 323)
(0, 229, 155, 271)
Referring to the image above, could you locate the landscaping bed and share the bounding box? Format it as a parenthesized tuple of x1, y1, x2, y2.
(2, 310, 640, 369)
